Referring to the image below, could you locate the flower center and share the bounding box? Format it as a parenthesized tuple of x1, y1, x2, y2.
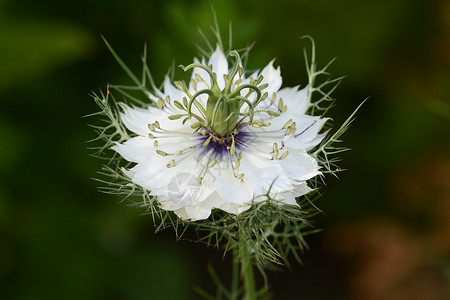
(176, 50, 275, 139)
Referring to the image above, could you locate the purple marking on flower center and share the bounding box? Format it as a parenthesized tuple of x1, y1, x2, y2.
(198, 129, 249, 159)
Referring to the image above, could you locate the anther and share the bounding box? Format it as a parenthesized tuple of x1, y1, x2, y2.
(279, 151, 289, 160)
(190, 122, 202, 129)
(202, 135, 213, 147)
(166, 159, 175, 168)
(230, 136, 236, 156)
(282, 119, 292, 129)
(157, 98, 165, 109)
(190, 79, 197, 89)
(208, 160, 217, 168)
(278, 98, 284, 111)
(234, 159, 240, 169)
(256, 75, 264, 84)
(271, 93, 277, 103)
(258, 83, 269, 90)
(266, 110, 280, 117)
(261, 92, 269, 101)
(156, 150, 168, 156)
(174, 101, 184, 110)
(272, 150, 279, 160)
(174, 81, 183, 91)
(168, 114, 184, 120)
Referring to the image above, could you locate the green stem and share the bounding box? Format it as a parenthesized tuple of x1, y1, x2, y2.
(241, 241, 256, 300)
(230, 247, 239, 300)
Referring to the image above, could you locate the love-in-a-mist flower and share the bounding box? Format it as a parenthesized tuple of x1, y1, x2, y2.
(111, 47, 327, 221)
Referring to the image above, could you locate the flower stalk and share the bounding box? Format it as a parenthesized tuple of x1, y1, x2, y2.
(240, 241, 257, 300)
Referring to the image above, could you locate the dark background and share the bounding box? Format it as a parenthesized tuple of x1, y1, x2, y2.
(1, 0, 449, 299)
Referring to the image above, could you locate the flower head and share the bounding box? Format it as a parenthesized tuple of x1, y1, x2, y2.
(111, 46, 327, 221)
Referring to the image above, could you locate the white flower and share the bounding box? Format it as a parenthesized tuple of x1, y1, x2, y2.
(112, 47, 328, 221)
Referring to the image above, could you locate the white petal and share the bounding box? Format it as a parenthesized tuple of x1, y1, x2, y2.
(260, 60, 282, 97)
(239, 153, 293, 195)
(284, 117, 329, 150)
(274, 191, 298, 206)
(120, 104, 166, 136)
(277, 85, 309, 114)
(209, 162, 254, 205)
(292, 182, 314, 197)
(208, 46, 228, 89)
(163, 76, 185, 104)
(278, 148, 321, 181)
(111, 136, 154, 163)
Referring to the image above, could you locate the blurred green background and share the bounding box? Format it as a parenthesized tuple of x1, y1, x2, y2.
(1, 0, 449, 299)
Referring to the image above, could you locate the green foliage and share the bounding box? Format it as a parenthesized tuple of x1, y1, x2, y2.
(0, 15, 93, 90)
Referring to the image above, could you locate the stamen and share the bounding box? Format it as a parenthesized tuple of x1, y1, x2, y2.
(202, 135, 213, 147)
(230, 135, 236, 156)
(283, 119, 292, 129)
(271, 93, 277, 103)
(157, 98, 165, 109)
(234, 159, 240, 169)
(190, 122, 203, 129)
(166, 159, 175, 168)
(258, 83, 269, 91)
(279, 151, 289, 160)
(278, 98, 284, 111)
(190, 79, 197, 89)
(156, 150, 168, 156)
(272, 150, 279, 160)
(174, 100, 185, 110)
(208, 159, 217, 168)
(194, 73, 210, 88)
(168, 114, 185, 120)
(273, 142, 278, 152)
